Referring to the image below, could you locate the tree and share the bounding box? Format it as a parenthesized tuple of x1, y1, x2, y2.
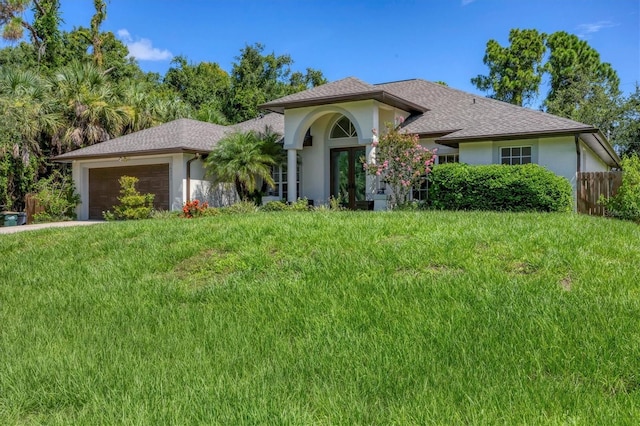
(32, 0, 61, 68)
(544, 31, 620, 108)
(50, 61, 131, 152)
(614, 85, 640, 156)
(164, 55, 229, 123)
(364, 122, 437, 208)
(224, 43, 326, 123)
(471, 28, 546, 106)
(1, 0, 61, 67)
(204, 131, 277, 202)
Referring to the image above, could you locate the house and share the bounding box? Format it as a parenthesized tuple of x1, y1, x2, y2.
(56, 77, 619, 218)
(259, 77, 620, 209)
(54, 114, 283, 220)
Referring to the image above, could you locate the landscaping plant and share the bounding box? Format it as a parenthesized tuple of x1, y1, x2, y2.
(104, 176, 155, 220)
(600, 153, 640, 221)
(364, 122, 436, 208)
(32, 169, 81, 222)
(427, 162, 573, 212)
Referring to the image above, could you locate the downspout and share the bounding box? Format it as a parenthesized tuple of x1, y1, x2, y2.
(575, 135, 581, 173)
(186, 153, 201, 203)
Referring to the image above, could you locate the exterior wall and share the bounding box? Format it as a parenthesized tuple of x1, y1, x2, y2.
(581, 140, 609, 172)
(459, 141, 493, 164)
(284, 100, 414, 204)
(71, 153, 195, 220)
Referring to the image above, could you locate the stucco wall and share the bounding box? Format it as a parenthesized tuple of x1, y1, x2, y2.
(459, 141, 493, 164)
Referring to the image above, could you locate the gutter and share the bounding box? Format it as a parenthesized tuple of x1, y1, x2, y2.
(186, 153, 202, 203)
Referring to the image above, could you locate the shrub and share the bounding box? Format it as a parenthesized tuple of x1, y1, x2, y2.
(364, 122, 437, 208)
(260, 200, 289, 211)
(221, 200, 258, 214)
(181, 199, 209, 218)
(32, 170, 81, 222)
(600, 154, 640, 222)
(426, 163, 572, 212)
(104, 176, 155, 220)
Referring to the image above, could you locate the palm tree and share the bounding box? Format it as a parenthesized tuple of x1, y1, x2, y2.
(0, 68, 62, 162)
(50, 61, 131, 151)
(204, 130, 277, 202)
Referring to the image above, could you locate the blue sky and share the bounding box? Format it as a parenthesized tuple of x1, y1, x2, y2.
(39, 0, 640, 102)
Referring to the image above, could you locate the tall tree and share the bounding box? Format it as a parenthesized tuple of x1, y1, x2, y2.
(1, 0, 61, 67)
(471, 28, 546, 106)
(32, 0, 61, 68)
(89, 0, 106, 67)
(164, 55, 229, 123)
(224, 43, 326, 123)
(50, 61, 130, 151)
(544, 31, 620, 108)
(614, 85, 640, 156)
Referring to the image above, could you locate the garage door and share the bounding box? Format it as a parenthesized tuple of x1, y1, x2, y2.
(88, 164, 170, 219)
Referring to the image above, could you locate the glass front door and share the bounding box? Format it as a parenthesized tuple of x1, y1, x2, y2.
(330, 147, 368, 210)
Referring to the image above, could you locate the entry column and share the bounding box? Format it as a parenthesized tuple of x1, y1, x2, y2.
(287, 148, 297, 203)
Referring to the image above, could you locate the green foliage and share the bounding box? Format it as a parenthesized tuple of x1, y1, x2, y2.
(260, 198, 310, 212)
(614, 84, 640, 156)
(427, 163, 572, 212)
(31, 169, 80, 222)
(105, 175, 154, 220)
(204, 130, 279, 202)
(471, 28, 547, 106)
(221, 200, 258, 214)
(224, 43, 326, 122)
(32, 0, 62, 68)
(164, 55, 229, 120)
(600, 154, 640, 221)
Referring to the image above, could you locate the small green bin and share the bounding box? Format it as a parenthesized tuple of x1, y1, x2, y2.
(1, 212, 18, 227)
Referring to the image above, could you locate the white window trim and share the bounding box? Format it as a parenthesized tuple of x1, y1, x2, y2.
(500, 146, 532, 165)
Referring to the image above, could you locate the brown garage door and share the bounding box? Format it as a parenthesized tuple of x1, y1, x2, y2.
(88, 164, 170, 219)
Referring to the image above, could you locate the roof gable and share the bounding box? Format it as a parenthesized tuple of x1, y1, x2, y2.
(260, 76, 428, 113)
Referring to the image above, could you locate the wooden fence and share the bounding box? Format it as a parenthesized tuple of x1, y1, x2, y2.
(25, 193, 44, 224)
(577, 171, 623, 216)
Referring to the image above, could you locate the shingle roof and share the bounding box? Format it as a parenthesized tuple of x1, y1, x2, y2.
(260, 77, 428, 113)
(232, 112, 284, 135)
(377, 79, 595, 141)
(54, 113, 284, 161)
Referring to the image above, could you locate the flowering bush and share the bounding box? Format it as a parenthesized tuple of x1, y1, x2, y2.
(364, 122, 436, 208)
(181, 199, 209, 218)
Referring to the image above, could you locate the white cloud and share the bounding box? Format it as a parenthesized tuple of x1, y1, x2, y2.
(116, 28, 172, 61)
(462, 0, 476, 5)
(117, 29, 132, 42)
(576, 20, 617, 37)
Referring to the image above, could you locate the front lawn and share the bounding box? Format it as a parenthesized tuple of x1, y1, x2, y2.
(1, 211, 638, 424)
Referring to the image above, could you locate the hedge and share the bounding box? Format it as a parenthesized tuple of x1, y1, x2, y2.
(426, 163, 572, 212)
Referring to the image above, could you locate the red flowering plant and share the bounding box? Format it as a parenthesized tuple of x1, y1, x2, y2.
(363, 120, 437, 208)
(181, 199, 209, 218)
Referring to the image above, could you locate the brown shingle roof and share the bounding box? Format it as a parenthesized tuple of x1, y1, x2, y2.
(54, 113, 284, 161)
(260, 77, 427, 113)
(377, 79, 595, 141)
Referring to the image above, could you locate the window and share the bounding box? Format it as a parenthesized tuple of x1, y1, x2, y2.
(501, 146, 531, 165)
(438, 154, 459, 164)
(412, 176, 429, 202)
(267, 164, 300, 200)
(330, 116, 358, 138)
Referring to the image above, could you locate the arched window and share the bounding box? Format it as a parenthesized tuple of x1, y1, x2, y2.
(330, 116, 358, 138)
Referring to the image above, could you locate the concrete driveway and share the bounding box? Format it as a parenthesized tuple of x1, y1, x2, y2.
(0, 221, 104, 235)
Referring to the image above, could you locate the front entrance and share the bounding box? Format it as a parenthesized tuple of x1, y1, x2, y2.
(330, 147, 369, 210)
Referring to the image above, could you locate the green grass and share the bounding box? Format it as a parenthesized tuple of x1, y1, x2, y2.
(1, 211, 639, 424)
